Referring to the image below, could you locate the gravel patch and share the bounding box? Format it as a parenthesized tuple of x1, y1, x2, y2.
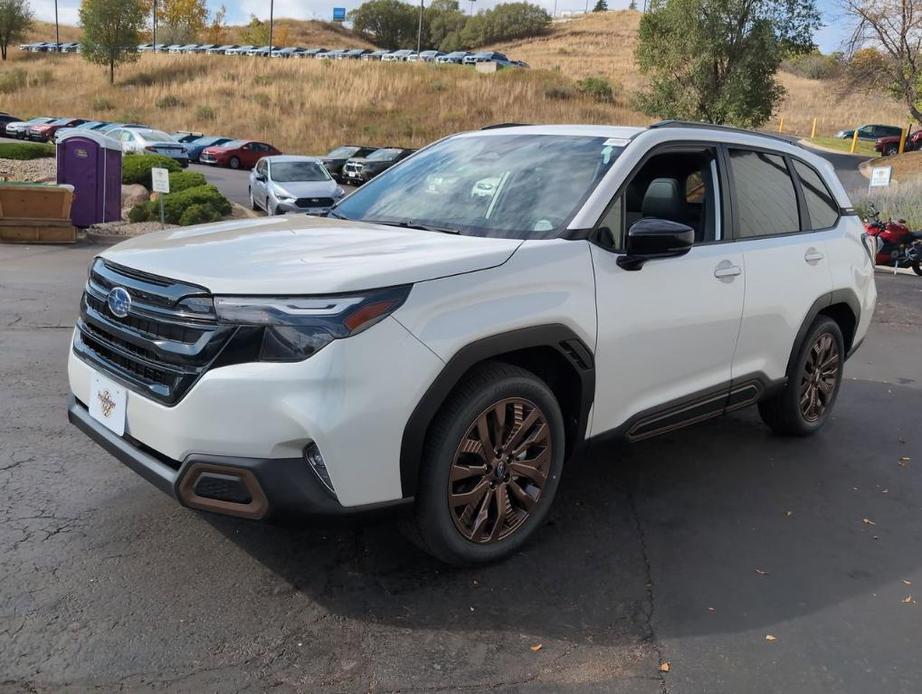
(0, 157, 56, 182)
(86, 220, 177, 240)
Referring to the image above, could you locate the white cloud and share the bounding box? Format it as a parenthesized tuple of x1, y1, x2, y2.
(30, 0, 80, 26)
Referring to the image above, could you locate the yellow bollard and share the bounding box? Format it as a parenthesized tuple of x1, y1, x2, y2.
(899, 127, 908, 154)
(810, 117, 817, 139)
(778, 117, 784, 134)
(850, 128, 859, 154)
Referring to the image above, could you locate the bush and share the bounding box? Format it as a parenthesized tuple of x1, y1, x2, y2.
(121, 154, 181, 188)
(168, 170, 207, 193)
(195, 105, 216, 121)
(544, 85, 574, 100)
(94, 96, 114, 111)
(0, 142, 56, 160)
(155, 94, 184, 108)
(178, 203, 223, 226)
(781, 51, 843, 80)
(160, 184, 231, 225)
(127, 203, 150, 223)
(576, 76, 615, 103)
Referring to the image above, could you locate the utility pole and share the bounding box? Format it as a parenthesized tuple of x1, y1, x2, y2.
(54, 0, 59, 49)
(152, 0, 157, 50)
(469, 0, 475, 15)
(416, 0, 423, 54)
(268, 0, 275, 55)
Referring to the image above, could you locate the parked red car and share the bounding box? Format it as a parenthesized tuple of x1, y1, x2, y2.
(199, 140, 281, 169)
(875, 129, 922, 156)
(28, 117, 86, 142)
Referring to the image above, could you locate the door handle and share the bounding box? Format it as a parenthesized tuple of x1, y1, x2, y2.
(714, 261, 742, 279)
(804, 248, 825, 264)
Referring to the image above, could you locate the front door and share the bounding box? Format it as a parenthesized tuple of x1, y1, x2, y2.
(589, 145, 745, 438)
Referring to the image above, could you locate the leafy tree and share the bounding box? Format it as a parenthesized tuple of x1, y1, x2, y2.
(240, 15, 269, 45)
(156, 0, 208, 44)
(0, 0, 33, 61)
(843, 47, 889, 94)
(593, 0, 608, 10)
(79, 0, 147, 84)
(635, 0, 820, 127)
(629, 0, 637, 8)
(457, 2, 550, 47)
(350, 0, 419, 49)
(428, 0, 466, 49)
(204, 4, 227, 44)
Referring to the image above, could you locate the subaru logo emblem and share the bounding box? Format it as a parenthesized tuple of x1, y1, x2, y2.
(107, 287, 131, 318)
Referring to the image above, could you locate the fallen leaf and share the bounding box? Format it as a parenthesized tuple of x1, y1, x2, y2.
(785, 511, 793, 518)
(902, 595, 914, 604)
(899, 457, 910, 467)
(863, 518, 876, 526)
(765, 634, 777, 641)
(903, 579, 912, 586)
(707, 607, 716, 612)
(530, 644, 543, 652)
(658, 662, 670, 673)
(754, 569, 769, 576)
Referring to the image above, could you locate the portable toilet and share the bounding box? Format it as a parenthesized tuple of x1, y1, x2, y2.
(57, 131, 122, 227)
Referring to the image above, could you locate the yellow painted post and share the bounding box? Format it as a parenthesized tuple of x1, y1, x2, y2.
(899, 127, 907, 155)
(850, 128, 859, 154)
(810, 117, 817, 139)
(778, 117, 784, 134)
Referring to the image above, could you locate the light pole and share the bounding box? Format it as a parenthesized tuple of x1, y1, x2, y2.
(268, 0, 275, 56)
(54, 0, 59, 49)
(416, 0, 423, 55)
(152, 0, 157, 50)
(469, 0, 475, 15)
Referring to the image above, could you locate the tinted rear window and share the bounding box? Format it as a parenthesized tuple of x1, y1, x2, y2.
(729, 150, 800, 238)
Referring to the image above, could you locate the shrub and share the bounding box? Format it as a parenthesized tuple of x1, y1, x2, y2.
(155, 94, 184, 108)
(781, 51, 843, 80)
(168, 170, 207, 193)
(94, 96, 114, 111)
(127, 203, 150, 223)
(178, 203, 223, 226)
(121, 154, 181, 188)
(544, 85, 574, 100)
(195, 105, 216, 121)
(0, 142, 56, 160)
(576, 76, 614, 103)
(160, 184, 231, 224)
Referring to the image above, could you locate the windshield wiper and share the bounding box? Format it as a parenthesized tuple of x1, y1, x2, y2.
(369, 219, 461, 235)
(326, 208, 348, 220)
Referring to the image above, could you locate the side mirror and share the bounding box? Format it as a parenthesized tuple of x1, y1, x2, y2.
(255, 173, 266, 182)
(616, 218, 694, 271)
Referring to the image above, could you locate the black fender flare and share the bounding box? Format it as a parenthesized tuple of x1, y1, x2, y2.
(787, 288, 862, 375)
(399, 324, 595, 498)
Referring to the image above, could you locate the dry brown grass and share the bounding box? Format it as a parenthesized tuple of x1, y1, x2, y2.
(224, 19, 376, 49)
(3, 11, 913, 150)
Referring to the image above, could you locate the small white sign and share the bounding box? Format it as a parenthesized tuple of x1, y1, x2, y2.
(869, 166, 892, 188)
(151, 167, 170, 194)
(89, 373, 127, 436)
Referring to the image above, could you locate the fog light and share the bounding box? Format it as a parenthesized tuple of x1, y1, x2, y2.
(304, 442, 335, 495)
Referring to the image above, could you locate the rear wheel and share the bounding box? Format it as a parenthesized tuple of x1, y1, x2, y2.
(885, 145, 899, 156)
(758, 316, 844, 436)
(229, 156, 240, 169)
(407, 363, 565, 565)
(912, 260, 922, 276)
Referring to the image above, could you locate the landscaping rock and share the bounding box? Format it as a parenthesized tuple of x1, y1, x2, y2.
(121, 184, 149, 210)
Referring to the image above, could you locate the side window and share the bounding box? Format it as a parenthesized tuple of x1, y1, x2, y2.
(793, 160, 839, 230)
(857, 126, 873, 138)
(597, 146, 723, 249)
(728, 149, 800, 238)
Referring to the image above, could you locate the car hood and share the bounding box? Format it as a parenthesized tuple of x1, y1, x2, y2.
(272, 180, 340, 198)
(99, 215, 522, 294)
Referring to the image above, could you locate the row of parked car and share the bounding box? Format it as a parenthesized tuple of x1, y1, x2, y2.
(18, 39, 527, 68)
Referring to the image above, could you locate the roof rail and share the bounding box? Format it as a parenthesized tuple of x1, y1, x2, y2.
(648, 120, 801, 147)
(480, 122, 529, 130)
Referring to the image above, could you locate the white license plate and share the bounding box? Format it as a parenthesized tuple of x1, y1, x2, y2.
(306, 207, 327, 214)
(347, 171, 357, 177)
(89, 373, 127, 436)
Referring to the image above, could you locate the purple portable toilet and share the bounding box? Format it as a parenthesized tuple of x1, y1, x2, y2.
(57, 131, 122, 228)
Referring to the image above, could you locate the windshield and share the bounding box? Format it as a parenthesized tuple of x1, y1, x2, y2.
(271, 161, 331, 182)
(366, 148, 403, 162)
(327, 146, 359, 159)
(139, 130, 174, 141)
(333, 133, 622, 240)
(220, 140, 245, 149)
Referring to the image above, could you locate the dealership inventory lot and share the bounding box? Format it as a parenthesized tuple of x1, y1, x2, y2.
(1, 243, 921, 693)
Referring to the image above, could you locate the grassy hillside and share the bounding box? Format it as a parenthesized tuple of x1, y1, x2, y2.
(26, 21, 82, 43)
(491, 10, 908, 137)
(2, 11, 910, 153)
(223, 19, 376, 49)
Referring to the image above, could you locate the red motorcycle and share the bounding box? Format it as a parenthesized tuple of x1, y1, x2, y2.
(863, 202, 922, 276)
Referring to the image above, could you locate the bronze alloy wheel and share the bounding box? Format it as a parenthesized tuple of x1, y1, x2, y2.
(448, 397, 552, 544)
(800, 331, 840, 422)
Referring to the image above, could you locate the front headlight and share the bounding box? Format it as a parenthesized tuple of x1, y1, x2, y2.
(214, 286, 411, 362)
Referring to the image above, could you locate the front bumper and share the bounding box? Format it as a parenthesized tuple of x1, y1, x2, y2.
(67, 396, 410, 520)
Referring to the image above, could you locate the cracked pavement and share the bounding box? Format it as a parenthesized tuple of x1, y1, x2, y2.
(1, 242, 921, 693)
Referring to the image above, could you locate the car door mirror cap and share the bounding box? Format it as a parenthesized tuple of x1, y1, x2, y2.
(616, 218, 694, 271)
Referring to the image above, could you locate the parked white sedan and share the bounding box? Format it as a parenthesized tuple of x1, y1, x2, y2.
(108, 127, 190, 167)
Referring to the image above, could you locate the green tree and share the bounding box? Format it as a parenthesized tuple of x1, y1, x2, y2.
(0, 0, 33, 61)
(428, 0, 466, 49)
(593, 0, 608, 10)
(350, 0, 419, 49)
(79, 0, 146, 83)
(635, 0, 820, 127)
(457, 2, 549, 48)
(239, 15, 269, 45)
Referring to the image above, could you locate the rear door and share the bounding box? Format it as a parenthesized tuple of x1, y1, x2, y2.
(725, 148, 833, 385)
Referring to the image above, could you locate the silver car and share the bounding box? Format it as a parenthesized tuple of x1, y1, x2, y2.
(248, 155, 345, 215)
(108, 127, 190, 166)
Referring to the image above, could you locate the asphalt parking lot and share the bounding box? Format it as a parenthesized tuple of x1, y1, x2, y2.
(1, 243, 921, 693)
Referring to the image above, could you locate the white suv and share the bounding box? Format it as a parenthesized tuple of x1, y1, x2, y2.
(67, 123, 877, 564)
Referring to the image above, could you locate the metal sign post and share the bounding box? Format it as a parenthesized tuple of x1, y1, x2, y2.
(151, 167, 170, 228)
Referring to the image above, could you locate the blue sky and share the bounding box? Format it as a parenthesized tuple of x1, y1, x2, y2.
(33, 0, 850, 53)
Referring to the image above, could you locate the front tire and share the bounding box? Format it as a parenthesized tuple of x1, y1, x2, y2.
(885, 145, 899, 156)
(229, 156, 240, 169)
(912, 260, 922, 276)
(758, 316, 844, 436)
(407, 363, 565, 565)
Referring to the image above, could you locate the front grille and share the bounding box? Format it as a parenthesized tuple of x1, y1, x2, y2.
(295, 197, 334, 208)
(73, 259, 236, 406)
